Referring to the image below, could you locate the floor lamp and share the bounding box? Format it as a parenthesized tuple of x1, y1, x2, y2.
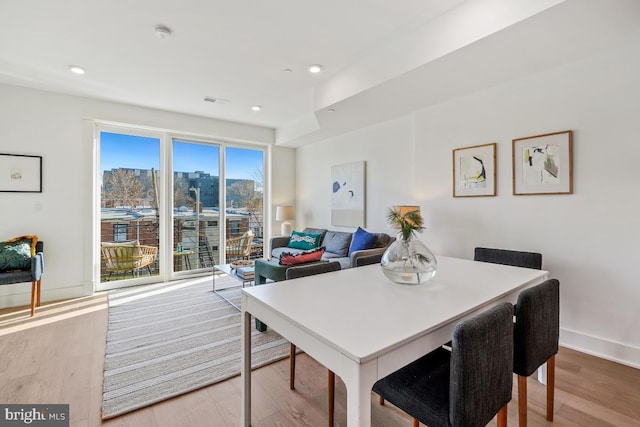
(276, 206, 295, 236)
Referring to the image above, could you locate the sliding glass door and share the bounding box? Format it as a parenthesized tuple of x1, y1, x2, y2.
(225, 147, 265, 260)
(99, 130, 161, 287)
(96, 125, 266, 290)
(172, 140, 221, 273)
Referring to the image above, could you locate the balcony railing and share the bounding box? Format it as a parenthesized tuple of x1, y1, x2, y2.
(101, 211, 264, 281)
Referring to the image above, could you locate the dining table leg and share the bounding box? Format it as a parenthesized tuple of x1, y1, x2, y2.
(343, 357, 377, 427)
(241, 309, 252, 427)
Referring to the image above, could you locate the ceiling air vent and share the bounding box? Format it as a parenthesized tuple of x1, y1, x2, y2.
(203, 96, 230, 104)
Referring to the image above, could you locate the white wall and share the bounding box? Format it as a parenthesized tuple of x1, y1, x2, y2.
(296, 114, 417, 234)
(297, 39, 640, 367)
(0, 84, 295, 307)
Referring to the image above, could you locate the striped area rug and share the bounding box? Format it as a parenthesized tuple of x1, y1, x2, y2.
(102, 275, 290, 419)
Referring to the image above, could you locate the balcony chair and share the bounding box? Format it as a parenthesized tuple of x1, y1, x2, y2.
(374, 302, 514, 427)
(101, 241, 158, 279)
(225, 230, 254, 262)
(285, 261, 341, 427)
(514, 278, 560, 427)
(473, 247, 542, 270)
(0, 240, 44, 317)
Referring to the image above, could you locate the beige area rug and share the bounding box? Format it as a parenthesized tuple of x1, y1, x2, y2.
(102, 275, 289, 419)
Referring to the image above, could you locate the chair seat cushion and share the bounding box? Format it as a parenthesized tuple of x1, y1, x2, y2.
(0, 269, 33, 285)
(373, 348, 451, 427)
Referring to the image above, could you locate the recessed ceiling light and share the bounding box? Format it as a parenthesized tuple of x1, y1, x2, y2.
(309, 64, 323, 74)
(327, 108, 336, 113)
(251, 105, 262, 111)
(283, 68, 293, 73)
(154, 25, 172, 39)
(68, 65, 86, 75)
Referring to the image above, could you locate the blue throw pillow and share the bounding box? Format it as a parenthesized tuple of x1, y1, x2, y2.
(287, 231, 322, 250)
(348, 227, 378, 256)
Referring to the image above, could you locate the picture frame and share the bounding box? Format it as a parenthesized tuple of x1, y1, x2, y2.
(331, 161, 366, 227)
(0, 153, 42, 193)
(512, 130, 573, 195)
(452, 143, 496, 197)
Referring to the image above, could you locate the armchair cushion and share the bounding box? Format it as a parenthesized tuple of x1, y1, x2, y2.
(348, 227, 378, 256)
(287, 231, 322, 250)
(279, 247, 325, 266)
(0, 235, 38, 272)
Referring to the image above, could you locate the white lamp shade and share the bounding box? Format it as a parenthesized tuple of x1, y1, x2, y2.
(392, 205, 420, 216)
(275, 206, 295, 221)
(276, 206, 295, 236)
(391, 205, 421, 228)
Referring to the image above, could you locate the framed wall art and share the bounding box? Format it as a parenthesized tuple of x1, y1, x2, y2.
(331, 161, 365, 227)
(512, 130, 573, 195)
(452, 142, 496, 197)
(0, 153, 42, 193)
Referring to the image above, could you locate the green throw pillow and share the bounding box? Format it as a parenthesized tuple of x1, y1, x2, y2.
(0, 237, 34, 272)
(287, 231, 322, 250)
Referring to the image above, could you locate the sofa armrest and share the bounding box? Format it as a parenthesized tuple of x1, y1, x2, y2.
(31, 252, 44, 281)
(349, 247, 388, 268)
(270, 236, 290, 250)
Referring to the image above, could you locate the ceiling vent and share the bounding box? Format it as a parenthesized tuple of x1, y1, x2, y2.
(203, 96, 230, 104)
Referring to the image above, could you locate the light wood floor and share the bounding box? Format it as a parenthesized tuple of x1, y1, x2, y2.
(1, 293, 639, 427)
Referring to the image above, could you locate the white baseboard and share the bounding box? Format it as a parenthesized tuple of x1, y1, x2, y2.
(560, 327, 640, 369)
(0, 284, 90, 309)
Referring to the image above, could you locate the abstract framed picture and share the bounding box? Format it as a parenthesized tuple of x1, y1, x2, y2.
(331, 161, 365, 227)
(0, 153, 42, 193)
(512, 130, 573, 195)
(452, 143, 496, 197)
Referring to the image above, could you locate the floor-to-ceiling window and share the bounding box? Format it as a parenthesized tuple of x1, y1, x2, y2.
(225, 146, 265, 259)
(172, 139, 221, 272)
(99, 129, 162, 288)
(96, 125, 266, 290)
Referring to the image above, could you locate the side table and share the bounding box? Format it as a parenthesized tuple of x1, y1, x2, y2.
(213, 263, 253, 310)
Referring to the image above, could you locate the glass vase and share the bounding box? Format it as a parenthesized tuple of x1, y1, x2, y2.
(381, 233, 437, 285)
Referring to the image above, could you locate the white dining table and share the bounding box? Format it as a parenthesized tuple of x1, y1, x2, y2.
(240, 255, 548, 427)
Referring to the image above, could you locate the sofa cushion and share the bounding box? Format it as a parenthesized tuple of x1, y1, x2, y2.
(374, 233, 392, 248)
(323, 231, 352, 256)
(287, 231, 322, 250)
(279, 247, 325, 266)
(348, 227, 378, 256)
(0, 235, 38, 272)
(302, 228, 328, 245)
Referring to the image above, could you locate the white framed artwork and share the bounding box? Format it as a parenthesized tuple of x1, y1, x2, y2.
(331, 161, 365, 227)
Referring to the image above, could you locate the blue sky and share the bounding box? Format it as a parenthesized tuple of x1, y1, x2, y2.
(100, 132, 263, 179)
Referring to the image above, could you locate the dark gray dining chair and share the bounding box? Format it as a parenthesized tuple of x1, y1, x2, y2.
(285, 261, 341, 427)
(474, 247, 542, 270)
(514, 278, 560, 427)
(373, 302, 514, 427)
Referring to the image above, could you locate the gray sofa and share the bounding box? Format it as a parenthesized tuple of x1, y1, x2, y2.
(270, 227, 393, 270)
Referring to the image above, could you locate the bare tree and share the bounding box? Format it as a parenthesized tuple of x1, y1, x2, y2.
(227, 168, 264, 230)
(174, 175, 193, 208)
(103, 169, 145, 207)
